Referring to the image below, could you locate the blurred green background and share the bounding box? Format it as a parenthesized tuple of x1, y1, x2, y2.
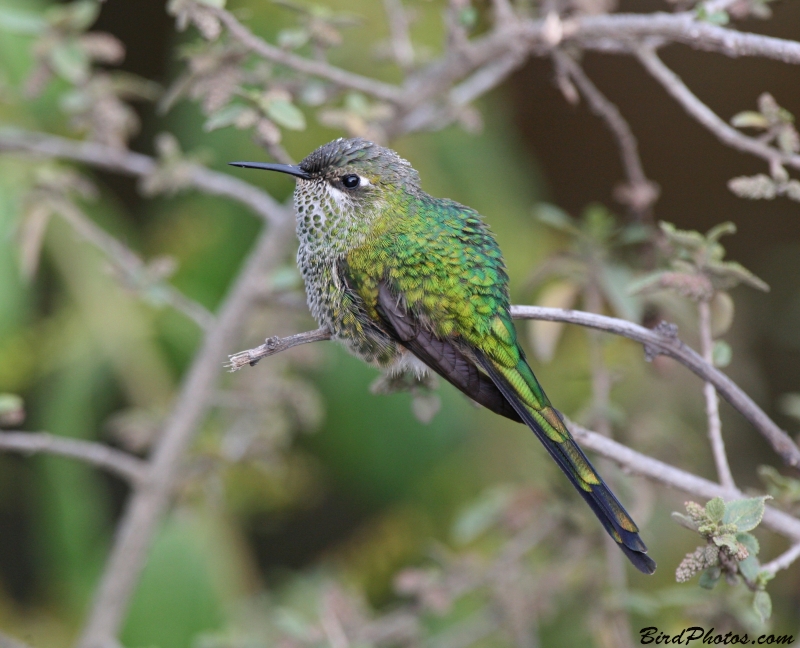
(0, 0, 799, 646)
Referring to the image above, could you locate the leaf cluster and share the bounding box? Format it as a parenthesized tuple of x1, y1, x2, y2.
(631, 222, 768, 305)
(729, 93, 800, 203)
(672, 496, 774, 622)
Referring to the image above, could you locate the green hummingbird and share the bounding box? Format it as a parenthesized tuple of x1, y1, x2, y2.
(231, 138, 656, 574)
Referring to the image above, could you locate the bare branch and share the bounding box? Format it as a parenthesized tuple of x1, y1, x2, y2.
(227, 327, 331, 371)
(0, 431, 146, 485)
(568, 419, 800, 543)
(382, 0, 415, 71)
(230, 306, 800, 469)
(77, 217, 296, 648)
(210, 6, 404, 104)
(0, 129, 286, 225)
(552, 50, 659, 217)
(54, 200, 214, 331)
(761, 543, 800, 576)
(698, 299, 736, 490)
(566, 12, 800, 64)
(511, 305, 800, 469)
(636, 46, 800, 171)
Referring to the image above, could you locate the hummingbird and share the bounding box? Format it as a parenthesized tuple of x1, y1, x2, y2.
(231, 138, 656, 574)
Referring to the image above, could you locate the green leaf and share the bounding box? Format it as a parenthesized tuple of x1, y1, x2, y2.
(758, 464, 800, 502)
(753, 590, 772, 623)
(600, 263, 643, 322)
(710, 291, 735, 337)
(712, 533, 739, 554)
(49, 41, 90, 84)
(777, 393, 800, 422)
(0, 7, 46, 34)
(533, 203, 578, 234)
(451, 486, 513, 545)
(705, 497, 725, 523)
(46, 0, 100, 31)
(712, 340, 732, 368)
(671, 511, 700, 531)
(739, 554, 760, 581)
(736, 532, 760, 557)
(722, 496, 770, 532)
(731, 111, 770, 130)
(0, 393, 25, 426)
(203, 104, 248, 132)
(698, 566, 721, 589)
(705, 221, 736, 244)
(265, 99, 306, 131)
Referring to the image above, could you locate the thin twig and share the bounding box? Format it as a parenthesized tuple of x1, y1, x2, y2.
(636, 46, 800, 171)
(510, 305, 800, 469)
(54, 200, 214, 331)
(0, 129, 286, 225)
(0, 431, 146, 485)
(761, 543, 800, 576)
(227, 327, 331, 371)
(698, 300, 736, 490)
(568, 419, 800, 542)
(552, 50, 658, 217)
(77, 217, 295, 648)
(210, 6, 404, 104)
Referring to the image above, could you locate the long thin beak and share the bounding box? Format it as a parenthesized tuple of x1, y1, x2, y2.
(229, 161, 311, 179)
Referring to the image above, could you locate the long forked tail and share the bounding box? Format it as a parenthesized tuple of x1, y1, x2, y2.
(476, 352, 656, 575)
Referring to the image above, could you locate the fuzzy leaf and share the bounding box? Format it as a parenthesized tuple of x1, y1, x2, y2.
(710, 291, 735, 336)
(712, 533, 739, 553)
(0, 393, 25, 426)
(266, 99, 306, 131)
(712, 340, 732, 368)
(671, 511, 700, 531)
(698, 566, 721, 589)
(705, 497, 725, 523)
(736, 532, 760, 557)
(49, 41, 90, 84)
(728, 174, 776, 200)
(0, 7, 46, 34)
(753, 590, 772, 623)
(757, 464, 800, 502)
(452, 486, 513, 545)
(731, 111, 770, 130)
(47, 0, 100, 31)
(722, 496, 770, 532)
(706, 260, 769, 292)
(600, 263, 642, 322)
(534, 203, 578, 234)
(203, 104, 249, 131)
(739, 554, 760, 581)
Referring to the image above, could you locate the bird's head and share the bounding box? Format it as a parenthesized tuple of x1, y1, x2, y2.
(230, 138, 421, 222)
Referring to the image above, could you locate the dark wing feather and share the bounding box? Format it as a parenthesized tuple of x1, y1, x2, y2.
(473, 351, 656, 575)
(375, 282, 522, 423)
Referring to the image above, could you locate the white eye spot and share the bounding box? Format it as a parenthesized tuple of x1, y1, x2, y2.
(359, 176, 371, 187)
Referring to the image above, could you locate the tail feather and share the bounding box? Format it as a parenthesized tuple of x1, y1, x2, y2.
(476, 352, 656, 575)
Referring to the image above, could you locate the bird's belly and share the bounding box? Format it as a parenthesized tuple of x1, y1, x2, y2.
(297, 248, 400, 368)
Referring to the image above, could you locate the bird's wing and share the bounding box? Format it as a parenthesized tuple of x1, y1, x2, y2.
(374, 281, 521, 422)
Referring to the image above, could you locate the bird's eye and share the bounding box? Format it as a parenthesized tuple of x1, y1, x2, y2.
(341, 174, 360, 189)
